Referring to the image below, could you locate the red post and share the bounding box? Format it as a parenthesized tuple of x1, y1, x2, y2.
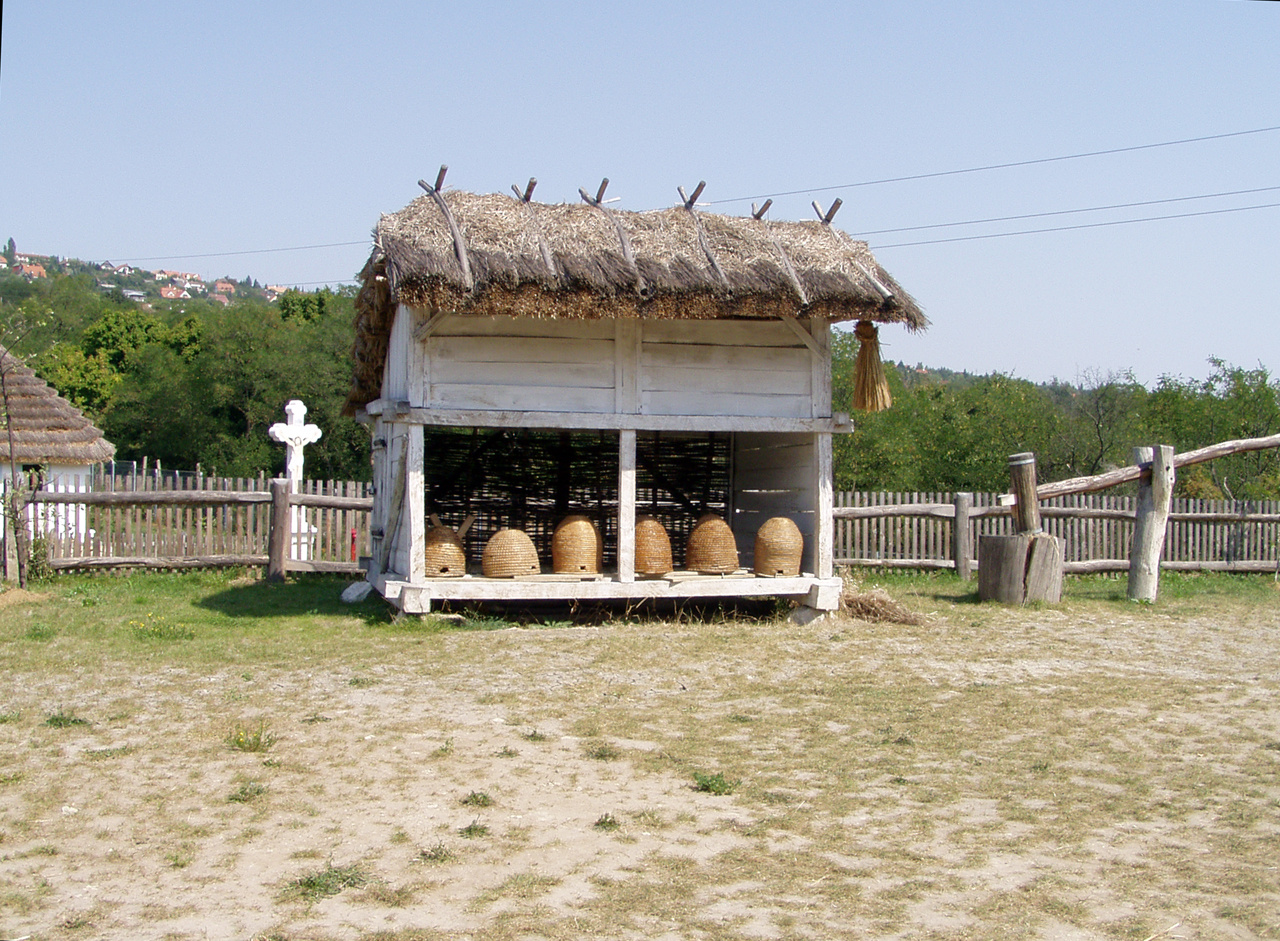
(350, 527, 357, 562)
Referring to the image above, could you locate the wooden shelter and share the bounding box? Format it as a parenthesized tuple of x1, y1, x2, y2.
(347, 179, 925, 614)
(0, 345, 115, 477)
(1, 344, 115, 555)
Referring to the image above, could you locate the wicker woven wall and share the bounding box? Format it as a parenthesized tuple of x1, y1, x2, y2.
(423, 429, 730, 569)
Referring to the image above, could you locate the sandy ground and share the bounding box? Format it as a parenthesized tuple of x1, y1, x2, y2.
(1, 586, 1278, 940)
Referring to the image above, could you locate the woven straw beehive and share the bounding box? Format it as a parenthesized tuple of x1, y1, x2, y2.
(685, 513, 739, 574)
(754, 517, 804, 577)
(423, 524, 467, 576)
(481, 528, 540, 577)
(552, 515, 603, 574)
(634, 515, 673, 576)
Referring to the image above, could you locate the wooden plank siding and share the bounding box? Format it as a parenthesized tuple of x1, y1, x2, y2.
(411, 310, 816, 422)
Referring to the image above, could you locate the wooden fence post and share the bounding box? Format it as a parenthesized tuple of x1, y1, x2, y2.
(267, 478, 291, 582)
(952, 492, 973, 580)
(1128, 445, 1175, 602)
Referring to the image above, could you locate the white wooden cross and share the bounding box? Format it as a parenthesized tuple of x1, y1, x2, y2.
(269, 400, 322, 490)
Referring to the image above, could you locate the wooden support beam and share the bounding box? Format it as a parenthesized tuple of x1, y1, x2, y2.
(776, 311, 824, 357)
(813, 432, 834, 579)
(1127, 445, 1175, 602)
(618, 430, 637, 583)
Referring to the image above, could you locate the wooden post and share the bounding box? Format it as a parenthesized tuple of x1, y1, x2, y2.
(618, 429, 636, 583)
(1128, 445, 1175, 602)
(267, 478, 291, 582)
(814, 432, 834, 578)
(1009, 453, 1041, 533)
(952, 492, 973, 580)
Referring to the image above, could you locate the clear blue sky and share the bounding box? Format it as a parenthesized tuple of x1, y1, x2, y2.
(2, 0, 1276, 386)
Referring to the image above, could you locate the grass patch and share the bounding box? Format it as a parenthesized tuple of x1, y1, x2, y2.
(84, 745, 133, 761)
(521, 728, 548, 742)
(460, 790, 494, 807)
(692, 771, 738, 795)
(593, 812, 621, 831)
(280, 861, 368, 902)
(45, 710, 90, 728)
(417, 842, 455, 863)
(130, 614, 194, 641)
(227, 720, 276, 753)
(458, 819, 489, 839)
(584, 740, 621, 761)
(228, 780, 268, 803)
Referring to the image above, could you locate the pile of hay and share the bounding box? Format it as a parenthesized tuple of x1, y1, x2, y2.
(840, 587, 925, 625)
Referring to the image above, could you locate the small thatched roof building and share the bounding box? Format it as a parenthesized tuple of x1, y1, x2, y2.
(351, 183, 927, 616)
(347, 190, 925, 411)
(0, 345, 115, 467)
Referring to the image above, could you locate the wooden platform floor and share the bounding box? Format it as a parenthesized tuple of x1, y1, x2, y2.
(374, 572, 843, 614)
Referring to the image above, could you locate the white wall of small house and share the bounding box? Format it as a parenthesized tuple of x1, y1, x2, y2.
(0, 463, 94, 542)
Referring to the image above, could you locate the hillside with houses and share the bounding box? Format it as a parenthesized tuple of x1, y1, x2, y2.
(1, 239, 293, 307)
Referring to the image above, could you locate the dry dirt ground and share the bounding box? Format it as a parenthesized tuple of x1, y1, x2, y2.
(1, 580, 1278, 940)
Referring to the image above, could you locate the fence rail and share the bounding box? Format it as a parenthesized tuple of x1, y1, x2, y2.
(4, 472, 372, 575)
(835, 491, 1280, 574)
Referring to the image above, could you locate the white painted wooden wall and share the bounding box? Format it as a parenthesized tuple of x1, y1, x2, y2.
(391, 308, 822, 419)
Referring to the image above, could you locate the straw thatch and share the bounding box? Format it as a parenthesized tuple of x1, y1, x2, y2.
(347, 189, 927, 411)
(0, 345, 115, 465)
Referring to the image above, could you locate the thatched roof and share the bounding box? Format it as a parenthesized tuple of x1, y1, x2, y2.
(0, 346, 115, 465)
(348, 189, 926, 411)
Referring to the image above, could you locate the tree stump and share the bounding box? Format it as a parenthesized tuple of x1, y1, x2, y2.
(978, 532, 1064, 603)
(978, 452, 1063, 604)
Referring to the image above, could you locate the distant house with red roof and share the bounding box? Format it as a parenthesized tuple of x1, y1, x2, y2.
(159, 286, 191, 300)
(210, 293, 231, 307)
(14, 263, 47, 279)
(213, 280, 237, 295)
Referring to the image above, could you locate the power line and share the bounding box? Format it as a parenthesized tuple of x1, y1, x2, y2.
(116, 240, 367, 263)
(853, 184, 1280, 237)
(708, 123, 1280, 205)
(873, 199, 1280, 249)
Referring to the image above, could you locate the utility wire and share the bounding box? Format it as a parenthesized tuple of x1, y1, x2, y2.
(874, 199, 1280, 249)
(116, 240, 367, 264)
(708, 124, 1280, 205)
(853, 184, 1280, 236)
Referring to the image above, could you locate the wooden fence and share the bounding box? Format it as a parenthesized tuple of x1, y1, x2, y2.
(4, 473, 1278, 576)
(835, 491, 1280, 573)
(3, 471, 372, 575)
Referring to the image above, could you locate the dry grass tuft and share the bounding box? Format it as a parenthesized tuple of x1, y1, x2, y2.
(841, 587, 926, 624)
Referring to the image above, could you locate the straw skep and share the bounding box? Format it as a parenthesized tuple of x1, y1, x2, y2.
(685, 513, 739, 575)
(423, 523, 468, 577)
(551, 514, 603, 574)
(634, 515, 674, 577)
(345, 189, 926, 412)
(481, 528, 541, 577)
(0, 345, 115, 465)
(753, 517, 804, 577)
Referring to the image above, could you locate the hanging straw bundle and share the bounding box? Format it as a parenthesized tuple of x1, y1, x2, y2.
(852, 320, 892, 413)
